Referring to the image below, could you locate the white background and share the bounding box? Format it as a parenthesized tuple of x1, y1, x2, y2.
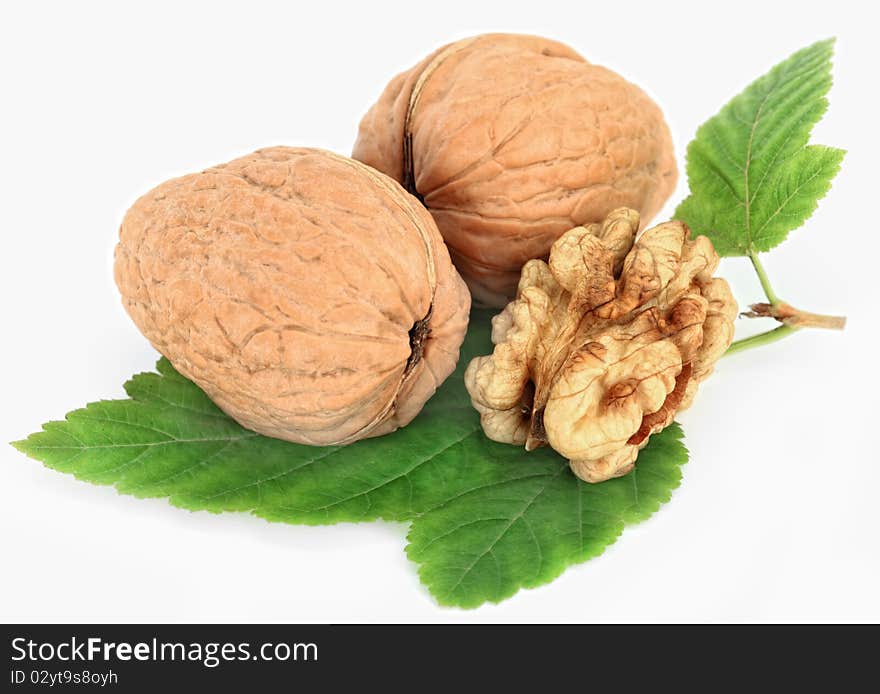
(1, 0, 877, 623)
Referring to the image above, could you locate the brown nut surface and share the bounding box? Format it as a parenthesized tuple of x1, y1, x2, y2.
(464, 208, 736, 482)
(115, 147, 470, 445)
(353, 33, 678, 307)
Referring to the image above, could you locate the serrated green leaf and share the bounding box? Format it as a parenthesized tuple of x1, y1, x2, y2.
(12, 311, 496, 524)
(675, 39, 844, 255)
(749, 145, 845, 250)
(406, 425, 687, 608)
(13, 310, 688, 608)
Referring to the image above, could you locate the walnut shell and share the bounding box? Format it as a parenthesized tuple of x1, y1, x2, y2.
(464, 208, 736, 483)
(115, 147, 470, 445)
(353, 33, 678, 307)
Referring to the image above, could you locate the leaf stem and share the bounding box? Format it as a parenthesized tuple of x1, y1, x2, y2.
(748, 248, 782, 306)
(724, 325, 799, 357)
(744, 302, 847, 330)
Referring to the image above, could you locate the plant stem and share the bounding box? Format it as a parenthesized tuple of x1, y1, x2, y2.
(748, 248, 781, 305)
(724, 325, 799, 357)
(722, 246, 844, 358)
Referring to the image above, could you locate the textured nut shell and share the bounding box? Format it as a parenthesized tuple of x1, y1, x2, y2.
(115, 147, 470, 445)
(353, 33, 678, 306)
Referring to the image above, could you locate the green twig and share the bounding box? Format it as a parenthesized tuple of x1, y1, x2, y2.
(748, 248, 781, 306)
(726, 248, 845, 357)
(724, 325, 799, 357)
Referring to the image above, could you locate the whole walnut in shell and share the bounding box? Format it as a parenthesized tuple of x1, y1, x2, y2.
(464, 208, 736, 483)
(115, 147, 470, 445)
(353, 33, 678, 307)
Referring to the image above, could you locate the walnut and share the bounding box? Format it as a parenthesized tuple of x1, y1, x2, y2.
(353, 33, 677, 307)
(464, 208, 736, 482)
(115, 147, 470, 445)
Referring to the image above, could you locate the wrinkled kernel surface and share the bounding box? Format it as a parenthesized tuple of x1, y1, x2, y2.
(465, 208, 736, 482)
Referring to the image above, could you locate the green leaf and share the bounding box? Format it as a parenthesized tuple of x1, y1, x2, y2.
(675, 39, 844, 256)
(12, 313, 497, 525)
(13, 310, 688, 607)
(406, 424, 687, 608)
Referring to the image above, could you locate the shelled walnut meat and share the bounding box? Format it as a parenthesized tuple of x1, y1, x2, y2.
(354, 33, 678, 307)
(115, 147, 470, 445)
(465, 208, 737, 483)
